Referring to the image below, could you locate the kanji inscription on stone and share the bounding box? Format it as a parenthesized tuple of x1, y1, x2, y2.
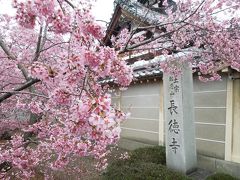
(163, 62, 197, 174)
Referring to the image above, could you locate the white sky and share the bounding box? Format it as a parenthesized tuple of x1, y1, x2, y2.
(92, 0, 115, 23)
(0, 1, 15, 15)
(0, 0, 238, 27)
(0, 0, 115, 23)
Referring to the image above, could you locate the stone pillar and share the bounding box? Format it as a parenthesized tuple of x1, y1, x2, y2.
(163, 62, 197, 174)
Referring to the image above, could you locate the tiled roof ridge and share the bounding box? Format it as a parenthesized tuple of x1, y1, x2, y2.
(114, 0, 166, 25)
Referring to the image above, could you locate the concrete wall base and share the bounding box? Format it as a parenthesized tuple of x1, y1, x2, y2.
(118, 138, 154, 150)
(198, 155, 240, 178)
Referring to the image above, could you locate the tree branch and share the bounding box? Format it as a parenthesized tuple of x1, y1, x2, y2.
(57, 0, 66, 14)
(33, 25, 48, 62)
(79, 69, 89, 99)
(211, 5, 239, 15)
(182, 0, 206, 21)
(33, 26, 43, 62)
(0, 79, 40, 103)
(119, 23, 187, 54)
(0, 91, 49, 99)
(0, 35, 16, 60)
(40, 42, 69, 53)
(123, 10, 150, 51)
(0, 34, 29, 79)
(118, 0, 206, 54)
(64, 0, 75, 9)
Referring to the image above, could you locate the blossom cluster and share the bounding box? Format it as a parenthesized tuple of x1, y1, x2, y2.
(0, 0, 132, 179)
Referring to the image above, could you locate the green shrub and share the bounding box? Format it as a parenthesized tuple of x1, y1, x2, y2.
(102, 161, 190, 180)
(102, 146, 189, 180)
(206, 173, 238, 180)
(129, 146, 166, 165)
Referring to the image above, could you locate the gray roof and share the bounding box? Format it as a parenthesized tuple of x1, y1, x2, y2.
(114, 0, 166, 25)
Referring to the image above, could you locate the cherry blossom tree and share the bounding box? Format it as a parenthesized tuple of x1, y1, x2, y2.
(0, 0, 132, 179)
(0, 0, 239, 179)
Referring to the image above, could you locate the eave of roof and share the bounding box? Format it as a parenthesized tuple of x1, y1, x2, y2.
(102, 0, 166, 46)
(102, 5, 122, 45)
(116, 0, 165, 25)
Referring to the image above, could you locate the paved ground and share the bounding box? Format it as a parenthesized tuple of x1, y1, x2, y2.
(188, 168, 214, 180)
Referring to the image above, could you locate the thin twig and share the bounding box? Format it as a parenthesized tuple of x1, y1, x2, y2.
(119, 23, 188, 54)
(79, 69, 89, 98)
(67, 33, 73, 58)
(96, 20, 109, 25)
(64, 0, 75, 9)
(211, 5, 239, 15)
(57, 0, 66, 14)
(119, 0, 206, 54)
(182, 0, 206, 22)
(40, 42, 69, 52)
(0, 83, 23, 90)
(123, 9, 150, 51)
(123, 46, 171, 52)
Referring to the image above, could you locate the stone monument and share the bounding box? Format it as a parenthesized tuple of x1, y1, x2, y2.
(163, 62, 197, 174)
